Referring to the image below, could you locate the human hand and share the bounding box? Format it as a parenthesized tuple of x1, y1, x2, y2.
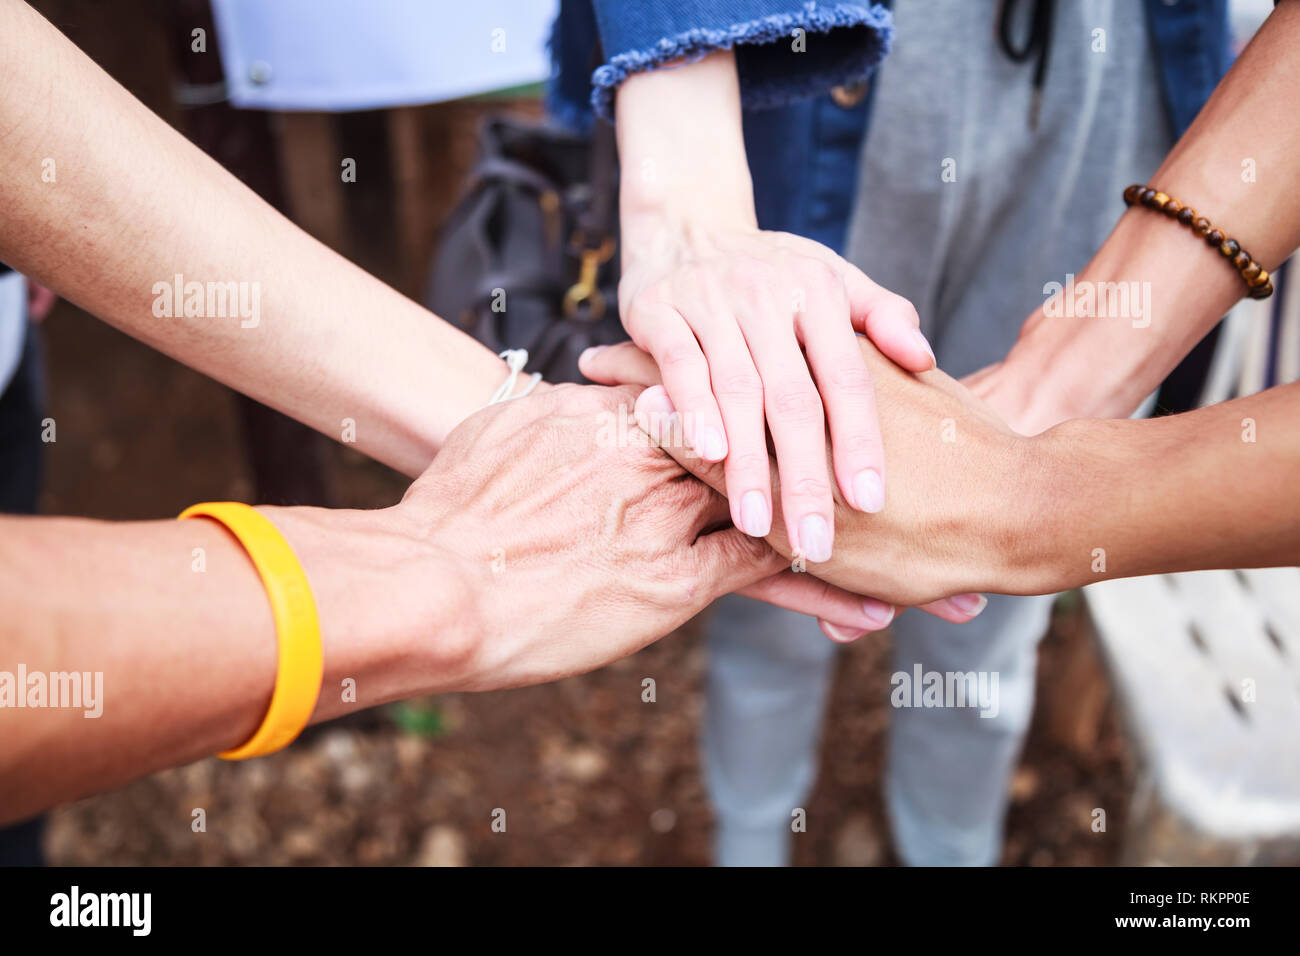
(592, 340, 1051, 632)
(612, 50, 934, 568)
(611, 224, 936, 567)
(390, 383, 904, 689)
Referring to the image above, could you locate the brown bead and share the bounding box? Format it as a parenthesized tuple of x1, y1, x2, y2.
(1248, 281, 1274, 300)
(1249, 268, 1271, 288)
(1233, 251, 1252, 270)
(1206, 228, 1225, 246)
(1163, 199, 1183, 217)
(1177, 207, 1196, 225)
(1151, 191, 1170, 209)
(1242, 262, 1261, 281)
(1237, 248, 1251, 263)
(1194, 218, 1212, 237)
(1140, 187, 1158, 206)
(1123, 184, 1141, 205)
(1220, 238, 1239, 258)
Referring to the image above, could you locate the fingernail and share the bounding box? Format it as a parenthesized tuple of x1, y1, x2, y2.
(635, 387, 678, 444)
(822, 621, 869, 643)
(634, 387, 676, 431)
(798, 514, 832, 563)
(739, 490, 771, 537)
(862, 598, 895, 628)
(851, 468, 885, 513)
(578, 345, 607, 366)
(912, 328, 937, 368)
(697, 426, 727, 462)
(637, 385, 675, 415)
(947, 593, 988, 618)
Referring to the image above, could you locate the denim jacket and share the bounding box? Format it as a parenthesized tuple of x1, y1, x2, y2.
(549, 0, 894, 126)
(550, 0, 1230, 253)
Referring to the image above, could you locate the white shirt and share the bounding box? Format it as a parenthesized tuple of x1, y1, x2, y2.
(210, 0, 557, 111)
(0, 272, 26, 395)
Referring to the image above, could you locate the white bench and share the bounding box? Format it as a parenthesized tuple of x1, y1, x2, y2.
(1085, 568, 1300, 863)
(1081, 275, 1300, 864)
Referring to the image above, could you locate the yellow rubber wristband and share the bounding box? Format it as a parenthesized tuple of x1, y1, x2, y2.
(179, 502, 324, 760)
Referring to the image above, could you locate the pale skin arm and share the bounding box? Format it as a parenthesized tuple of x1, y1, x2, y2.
(974, 0, 1300, 434)
(0, 0, 517, 478)
(590, 49, 937, 562)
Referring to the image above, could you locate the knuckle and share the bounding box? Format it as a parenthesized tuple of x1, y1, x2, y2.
(726, 257, 775, 299)
(798, 257, 841, 291)
(717, 528, 771, 570)
(894, 296, 922, 328)
(624, 297, 660, 336)
(675, 262, 707, 292)
(726, 451, 771, 478)
(657, 340, 702, 372)
(736, 530, 773, 564)
(768, 383, 824, 422)
(713, 369, 763, 404)
(836, 430, 885, 458)
(691, 269, 730, 313)
(825, 360, 874, 393)
(786, 474, 833, 501)
(647, 484, 703, 528)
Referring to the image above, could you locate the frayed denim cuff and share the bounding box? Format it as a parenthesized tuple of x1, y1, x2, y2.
(588, 2, 892, 121)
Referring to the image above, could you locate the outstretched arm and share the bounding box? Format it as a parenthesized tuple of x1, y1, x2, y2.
(589, 338, 1300, 608)
(1, 383, 893, 824)
(974, 0, 1300, 434)
(0, 0, 520, 478)
(603, 49, 935, 564)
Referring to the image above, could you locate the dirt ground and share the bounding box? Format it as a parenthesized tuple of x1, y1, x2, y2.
(24, 0, 1134, 866)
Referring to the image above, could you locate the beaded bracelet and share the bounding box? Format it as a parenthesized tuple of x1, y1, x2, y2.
(1123, 185, 1273, 300)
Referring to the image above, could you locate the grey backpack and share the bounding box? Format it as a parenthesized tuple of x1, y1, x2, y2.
(425, 115, 627, 383)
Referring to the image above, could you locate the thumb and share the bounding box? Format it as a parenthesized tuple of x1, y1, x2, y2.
(691, 524, 786, 597)
(637, 384, 797, 561)
(579, 342, 663, 387)
(634, 386, 728, 497)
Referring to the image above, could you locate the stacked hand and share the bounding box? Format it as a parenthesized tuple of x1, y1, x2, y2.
(389, 383, 911, 688)
(610, 224, 937, 566)
(581, 338, 1052, 637)
(612, 50, 936, 570)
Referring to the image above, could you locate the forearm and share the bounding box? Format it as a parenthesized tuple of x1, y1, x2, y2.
(988, 0, 1300, 433)
(0, 507, 468, 824)
(616, 50, 757, 263)
(1028, 382, 1300, 591)
(0, 0, 514, 477)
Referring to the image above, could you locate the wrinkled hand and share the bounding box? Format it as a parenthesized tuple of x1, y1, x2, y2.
(393, 383, 899, 688)
(595, 226, 936, 568)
